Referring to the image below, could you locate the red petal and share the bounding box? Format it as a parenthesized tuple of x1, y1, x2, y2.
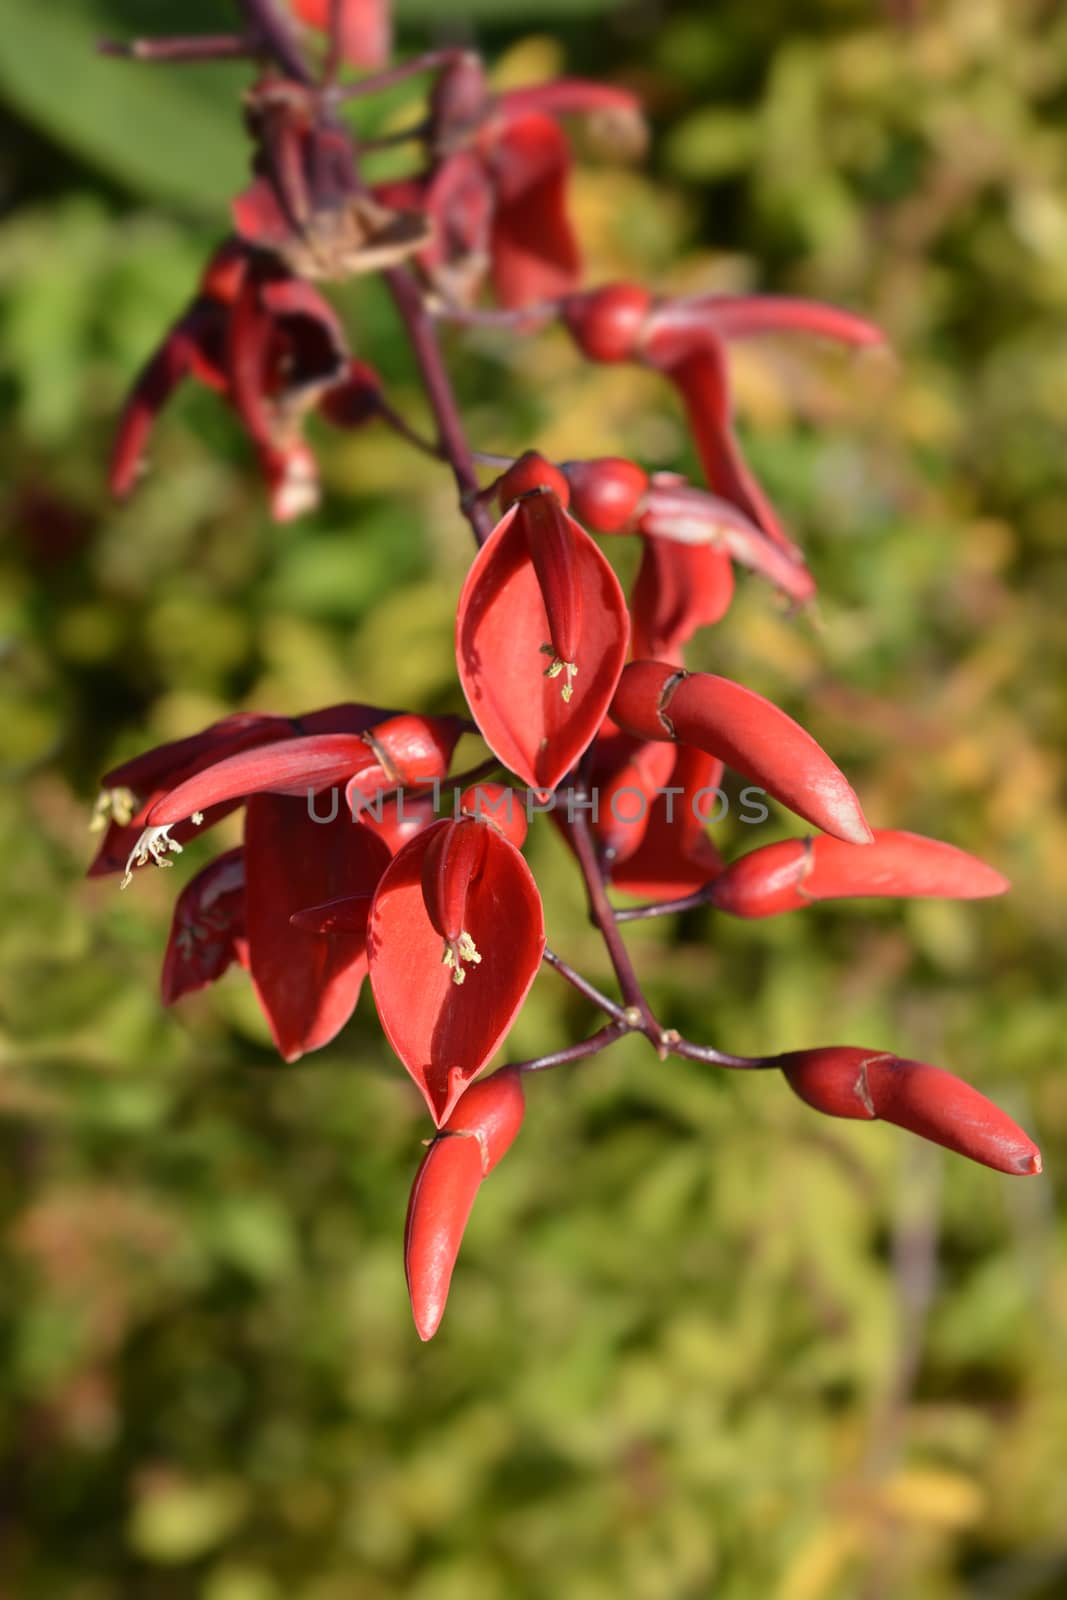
(148, 734, 378, 826)
(654, 294, 885, 349)
(486, 112, 581, 308)
(585, 734, 677, 866)
(161, 848, 246, 1004)
(368, 822, 545, 1125)
(776, 1047, 1041, 1175)
(244, 797, 390, 1061)
(639, 477, 815, 605)
(609, 746, 724, 899)
(631, 538, 734, 664)
(290, 0, 391, 68)
(643, 329, 800, 559)
(456, 499, 629, 790)
(709, 830, 1009, 918)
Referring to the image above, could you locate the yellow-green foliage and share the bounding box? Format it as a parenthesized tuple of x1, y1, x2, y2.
(1, 2, 1065, 1596)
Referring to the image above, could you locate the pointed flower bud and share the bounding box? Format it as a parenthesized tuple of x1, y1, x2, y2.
(709, 831, 1010, 918)
(369, 819, 545, 1125)
(775, 1047, 1041, 1176)
(611, 660, 872, 846)
(404, 1068, 526, 1340)
(456, 479, 629, 790)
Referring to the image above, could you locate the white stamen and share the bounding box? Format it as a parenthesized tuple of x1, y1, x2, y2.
(120, 825, 183, 890)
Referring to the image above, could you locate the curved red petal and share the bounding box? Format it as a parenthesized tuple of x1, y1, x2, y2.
(609, 746, 724, 899)
(456, 502, 629, 791)
(486, 113, 580, 308)
(244, 798, 390, 1061)
(369, 823, 545, 1124)
(161, 848, 246, 1004)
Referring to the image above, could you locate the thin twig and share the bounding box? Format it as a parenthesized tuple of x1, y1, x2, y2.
(516, 1021, 628, 1074)
(384, 266, 495, 545)
(543, 949, 629, 1024)
(98, 35, 254, 64)
(614, 884, 716, 923)
(238, 0, 313, 84)
(565, 786, 658, 1030)
(668, 1036, 777, 1070)
(330, 49, 465, 102)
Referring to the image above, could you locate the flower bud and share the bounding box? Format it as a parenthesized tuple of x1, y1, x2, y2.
(561, 283, 652, 363)
(775, 1046, 1041, 1175)
(561, 456, 649, 534)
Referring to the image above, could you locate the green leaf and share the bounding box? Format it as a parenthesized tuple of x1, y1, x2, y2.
(0, 0, 248, 211)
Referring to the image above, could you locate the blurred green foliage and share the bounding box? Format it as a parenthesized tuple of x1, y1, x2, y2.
(2, 2, 1067, 1597)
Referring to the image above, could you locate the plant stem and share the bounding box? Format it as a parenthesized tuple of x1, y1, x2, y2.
(516, 1022, 627, 1074)
(564, 786, 659, 1032)
(330, 49, 465, 102)
(668, 1037, 776, 1070)
(238, 0, 312, 83)
(614, 884, 716, 923)
(384, 267, 495, 545)
(98, 35, 253, 64)
(543, 949, 629, 1024)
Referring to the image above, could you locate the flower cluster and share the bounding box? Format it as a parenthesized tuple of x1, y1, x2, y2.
(98, 0, 1040, 1341)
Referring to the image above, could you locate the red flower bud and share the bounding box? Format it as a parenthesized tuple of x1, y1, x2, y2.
(775, 1047, 1041, 1175)
(497, 451, 571, 510)
(459, 782, 528, 849)
(359, 713, 465, 791)
(456, 492, 629, 790)
(561, 283, 652, 362)
(709, 831, 1009, 918)
(369, 819, 545, 1125)
(610, 661, 872, 846)
(587, 735, 676, 865)
(404, 1067, 526, 1340)
(561, 456, 649, 534)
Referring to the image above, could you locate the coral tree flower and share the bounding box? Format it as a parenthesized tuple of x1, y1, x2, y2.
(456, 454, 629, 790)
(563, 282, 884, 558)
(369, 786, 545, 1126)
(608, 747, 725, 899)
(386, 55, 643, 308)
(103, 707, 463, 1061)
(611, 660, 872, 846)
(774, 1047, 1041, 1176)
(109, 239, 360, 520)
(708, 831, 1009, 918)
(404, 1066, 526, 1340)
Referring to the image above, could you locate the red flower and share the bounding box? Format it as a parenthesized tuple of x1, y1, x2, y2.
(392, 57, 643, 309)
(105, 708, 463, 1061)
(404, 1067, 526, 1340)
(289, 0, 391, 69)
(456, 456, 629, 790)
(563, 283, 884, 555)
(109, 240, 353, 520)
(708, 830, 1009, 918)
(775, 1047, 1041, 1176)
(611, 660, 872, 846)
(368, 792, 545, 1125)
